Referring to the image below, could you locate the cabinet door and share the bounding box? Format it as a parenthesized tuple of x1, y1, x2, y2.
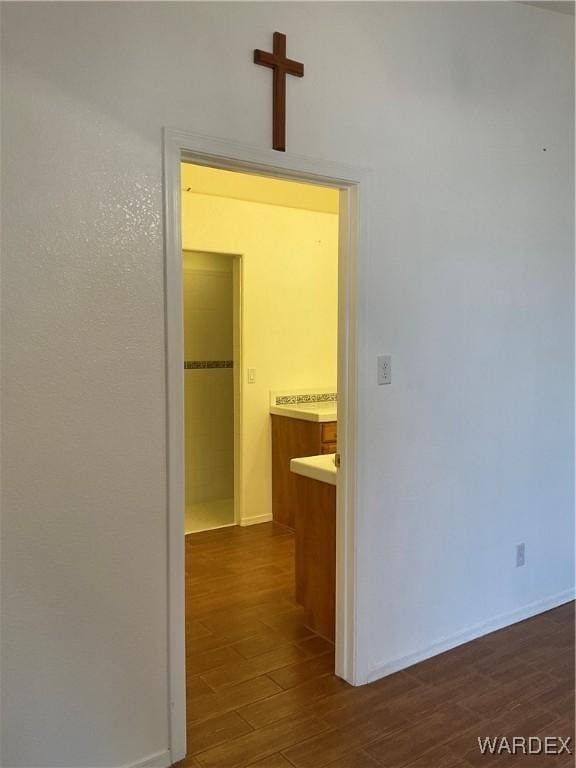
(271, 416, 322, 529)
(294, 475, 336, 641)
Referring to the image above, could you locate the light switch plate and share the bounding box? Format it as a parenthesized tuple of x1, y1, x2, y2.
(377, 355, 391, 385)
(247, 368, 256, 384)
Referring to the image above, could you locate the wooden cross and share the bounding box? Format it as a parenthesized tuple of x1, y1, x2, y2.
(254, 32, 304, 152)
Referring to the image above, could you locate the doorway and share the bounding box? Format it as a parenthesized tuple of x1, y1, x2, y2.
(164, 129, 363, 763)
(183, 250, 238, 534)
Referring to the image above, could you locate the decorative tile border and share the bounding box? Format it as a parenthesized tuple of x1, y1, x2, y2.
(184, 360, 233, 369)
(274, 392, 337, 405)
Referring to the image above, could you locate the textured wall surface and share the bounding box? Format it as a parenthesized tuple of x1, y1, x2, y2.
(1, 3, 573, 767)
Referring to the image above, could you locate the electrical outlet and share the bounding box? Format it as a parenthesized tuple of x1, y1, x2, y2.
(516, 543, 525, 567)
(377, 355, 392, 385)
(247, 368, 256, 384)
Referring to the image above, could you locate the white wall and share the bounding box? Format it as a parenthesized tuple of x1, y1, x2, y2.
(1, 3, 573, 767)
(181, 191, 339, 527)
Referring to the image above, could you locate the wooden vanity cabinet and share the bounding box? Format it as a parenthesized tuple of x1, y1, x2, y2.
(271, 415, 337, 529)
(293, 474, 336, 642)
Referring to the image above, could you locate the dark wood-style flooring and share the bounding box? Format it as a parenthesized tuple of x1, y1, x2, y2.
(176, 522, 574, 768)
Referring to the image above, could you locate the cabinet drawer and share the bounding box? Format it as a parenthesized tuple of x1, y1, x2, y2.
(321, 422, 337, 443)
(321, 442, 337, 455)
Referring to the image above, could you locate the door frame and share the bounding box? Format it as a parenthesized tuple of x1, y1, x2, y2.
(163, 127, 368, 762)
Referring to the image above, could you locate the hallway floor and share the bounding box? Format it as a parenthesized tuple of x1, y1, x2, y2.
(178, 523, 574, 768)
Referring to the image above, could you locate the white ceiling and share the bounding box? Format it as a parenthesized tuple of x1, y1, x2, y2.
(519, 2, 575, 15)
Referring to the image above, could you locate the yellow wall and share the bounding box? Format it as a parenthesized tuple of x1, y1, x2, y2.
(181, 170, 338, 525)
(181, 163, 339, 215)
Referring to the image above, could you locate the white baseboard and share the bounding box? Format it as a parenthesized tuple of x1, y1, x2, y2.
(121, 749, 172, 768)
(239, 513, 273, 527)
(366, 588, 575, 684)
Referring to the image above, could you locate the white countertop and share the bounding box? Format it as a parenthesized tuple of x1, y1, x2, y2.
(290, 453, 337, 486)
(270, 402, 337, 423)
